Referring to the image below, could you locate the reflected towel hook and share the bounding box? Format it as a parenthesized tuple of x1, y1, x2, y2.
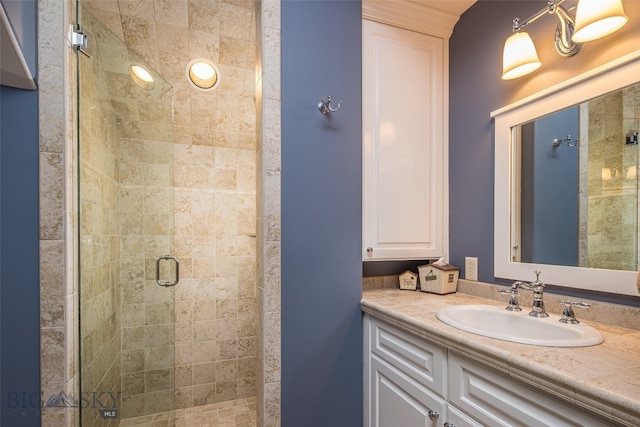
(318, 96, 342, 114)
(552, 134, 578, 148)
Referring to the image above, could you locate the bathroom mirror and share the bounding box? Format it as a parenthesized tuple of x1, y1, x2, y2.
(492, 51, 640, 296)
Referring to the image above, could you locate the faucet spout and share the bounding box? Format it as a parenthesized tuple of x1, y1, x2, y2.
(519, 270, 549, 318)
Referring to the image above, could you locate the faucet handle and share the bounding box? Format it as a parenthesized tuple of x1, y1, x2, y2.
(559, 301, 591, 324)
(499, 287, 522, 311)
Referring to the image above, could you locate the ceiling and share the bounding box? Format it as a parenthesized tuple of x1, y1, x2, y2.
(410, 0, 477, 17)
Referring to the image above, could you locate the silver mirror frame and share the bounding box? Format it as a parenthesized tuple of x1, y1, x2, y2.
(492, 50, 640, 297)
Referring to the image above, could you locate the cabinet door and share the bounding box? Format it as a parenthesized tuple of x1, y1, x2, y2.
(446, 404, 484, 427)
(448, 352, 611, 427)
(362, 19, 445, 261)
(369, 355, 445, 427)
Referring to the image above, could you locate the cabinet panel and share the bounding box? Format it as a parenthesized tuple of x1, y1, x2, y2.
(362, 19, 445, 260)
(370, 316, 445, 394)
(371, 355, 445, 427)
(448, 352, 610, 427)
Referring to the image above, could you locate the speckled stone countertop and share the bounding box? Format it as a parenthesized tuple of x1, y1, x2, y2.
(361, 289, 640, 426)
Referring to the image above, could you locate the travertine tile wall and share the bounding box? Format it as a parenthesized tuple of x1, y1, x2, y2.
(77, 9, 123, 426)
(81, 0, 259, 416)
(118, 135, 177, 419)
(584, 84, 640, 271)
(39, 0, 276, 424)
(39, 0, 79, 425)
(256, 0, 282, 425)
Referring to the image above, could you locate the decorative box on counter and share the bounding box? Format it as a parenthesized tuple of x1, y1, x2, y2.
(418, 263, 460, 294)
(398, 270, 418, 290)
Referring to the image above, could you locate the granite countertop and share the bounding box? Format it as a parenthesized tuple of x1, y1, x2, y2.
(361, 289, 640, 426)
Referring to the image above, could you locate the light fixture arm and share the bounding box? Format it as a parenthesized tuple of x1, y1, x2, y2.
(510, 0, 581, 57)
(552, 3, 581, 56)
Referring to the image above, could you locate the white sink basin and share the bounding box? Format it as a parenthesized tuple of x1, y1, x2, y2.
(436, 305, 604, 347)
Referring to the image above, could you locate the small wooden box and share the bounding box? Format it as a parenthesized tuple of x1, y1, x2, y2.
(398, 270, 418, 290)
(418, 264, 460, 294)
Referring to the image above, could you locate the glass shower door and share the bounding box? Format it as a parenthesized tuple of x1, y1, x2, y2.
(77, 2, 177, 425)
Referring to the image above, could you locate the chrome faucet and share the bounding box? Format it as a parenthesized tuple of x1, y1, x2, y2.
(500, 270, 548, 317)
(520, 270, 548, 317)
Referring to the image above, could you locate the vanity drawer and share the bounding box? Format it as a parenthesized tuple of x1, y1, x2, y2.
(368, 316, 446, 395)
(448, 351, 610, 427)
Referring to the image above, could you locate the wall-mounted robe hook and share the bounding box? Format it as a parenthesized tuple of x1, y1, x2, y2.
(318, 96, 342, 114)
(552, 134, 578, 149)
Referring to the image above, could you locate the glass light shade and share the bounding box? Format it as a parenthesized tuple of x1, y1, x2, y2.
(502, 32, 542, 80)
(572, 0, 628, 43)
(602, 167, 612, 180)
(626, 166, 637, 180)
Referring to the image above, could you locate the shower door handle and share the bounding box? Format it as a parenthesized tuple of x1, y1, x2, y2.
(156, 255, 179, 287)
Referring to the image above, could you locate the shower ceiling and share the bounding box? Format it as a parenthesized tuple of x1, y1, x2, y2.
(83, 0, 256, 145)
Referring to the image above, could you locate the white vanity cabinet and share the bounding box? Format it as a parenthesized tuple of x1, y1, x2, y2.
(361, 19, 446, 261)
(448, 352, 611, 427)
(364, 314, 611, 427)
(364, 313, 448, 426)
(370, 356, 446, 426)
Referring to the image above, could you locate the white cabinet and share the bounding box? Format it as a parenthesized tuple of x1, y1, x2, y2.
(365, 313, 447, 426)
(362, 19, 446, 261)
(370, 356, 445, 427)
(448, 352, 610, 427)
(364, 314, 611, 427)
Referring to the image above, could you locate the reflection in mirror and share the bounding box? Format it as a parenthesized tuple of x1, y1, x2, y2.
(513, 83, 640, 272)
(493, 53, 640, 296)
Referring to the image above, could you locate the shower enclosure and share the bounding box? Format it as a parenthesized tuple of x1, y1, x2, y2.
(77, 1, 258, 425)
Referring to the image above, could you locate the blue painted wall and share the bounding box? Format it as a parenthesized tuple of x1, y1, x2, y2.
(449, 0, 522, 285)
(281, 1, 363, 425)
(450, 1, 640, 305)
(530, 107, 579, 265)
(450, 1, 577, 284)
(0, 1, 40, 425)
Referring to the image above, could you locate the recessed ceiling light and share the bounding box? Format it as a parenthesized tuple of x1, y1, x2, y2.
(186, 58, 220, 91)
(130, 65, 154, 89)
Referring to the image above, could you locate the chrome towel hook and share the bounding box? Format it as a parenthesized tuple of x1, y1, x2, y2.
(552, 134, 578, 148)
(318, 96, 342, 114)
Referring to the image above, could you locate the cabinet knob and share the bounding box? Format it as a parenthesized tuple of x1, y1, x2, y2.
(366, 246, 373, 253)
(428, 410, 439, 420)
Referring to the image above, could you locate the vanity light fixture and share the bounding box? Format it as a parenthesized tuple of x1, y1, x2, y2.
(626, 166, 637, 180)
(186, 58, 220, 91)
(501, 0, 629, 80)
(601, 166, 637, 181)
(572, 0, 629, 42)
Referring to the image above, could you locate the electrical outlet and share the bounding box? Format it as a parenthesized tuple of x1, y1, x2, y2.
(465, 257, 478, 281)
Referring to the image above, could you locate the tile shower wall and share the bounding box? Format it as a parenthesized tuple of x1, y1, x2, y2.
(38, 0, 264, 424)
(582, 83, 640, 270)
(38, 0, 78, 424)
(82, 0, 259, 415)
(78, 9, 122, 426)
(256, 0, 282, 425)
